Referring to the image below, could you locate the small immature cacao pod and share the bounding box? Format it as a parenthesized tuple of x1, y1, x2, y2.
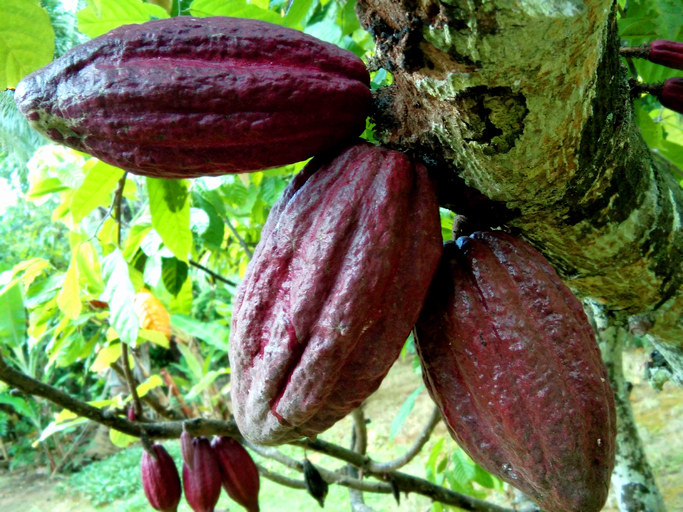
(14, 17, 371, 178)
(140, 443, 182, 512)
(647, 40, 683, 70)
(659, 77, 683, 115)
(302, 458, 328, 508)
(182, 436, 222, 512)
(211, 436, 260, 512)
(415, 231, 616, 512)
(230, 140, 442, 445)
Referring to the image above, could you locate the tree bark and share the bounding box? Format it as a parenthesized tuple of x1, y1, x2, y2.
(355, 0, 682, 377)
(587, 302, 667, 512)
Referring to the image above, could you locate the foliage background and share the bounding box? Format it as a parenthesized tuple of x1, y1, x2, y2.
(0, 0, 681, 510)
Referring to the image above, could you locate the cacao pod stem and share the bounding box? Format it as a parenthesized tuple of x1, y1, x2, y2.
(140, 443, 182, 512)
(211, 436, 260, 512)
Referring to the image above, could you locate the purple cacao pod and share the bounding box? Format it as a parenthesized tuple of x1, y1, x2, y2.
(182, 436, 222, 512)
(140, 443, 182, 512)
(660, 77, 683, 115)
(230, 140, 442, 444)
(415, 232, 617, 512)
(211, 436, 260, 512)
(14, 17, 371, 178)
(648, 40, 683, 70)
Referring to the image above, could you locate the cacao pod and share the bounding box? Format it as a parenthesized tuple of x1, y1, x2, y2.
(211, 436, 260, 512)
(182, 436, 222, 512)
(229, 141, 442, 445)
(415, 231, 616, 512)
(140, 443, 182, 512)
(647, 40, 683, 70)
(14, 17, 371, 178)
(659, 77, 683, 115)
(134, 290, 171, 340)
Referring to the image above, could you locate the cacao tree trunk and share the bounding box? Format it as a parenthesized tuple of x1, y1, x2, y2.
(356, 0, 682, 378)
(588, 302, 667, 512)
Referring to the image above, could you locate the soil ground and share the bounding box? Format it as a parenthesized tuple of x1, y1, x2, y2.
(0, 348, 681, 511)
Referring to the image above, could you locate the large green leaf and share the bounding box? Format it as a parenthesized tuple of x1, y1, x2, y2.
(147, 178, 192, 262)
(77, 0, 169, 38)
(0, 0, 55, 88)
(101, 249, 138, 343)
(161, 257, 188, 296)
(56, 250, 82, 319)
(190, 0, 284, 25)
(0, 281, 26, 347)
(71, 159, 124, 223)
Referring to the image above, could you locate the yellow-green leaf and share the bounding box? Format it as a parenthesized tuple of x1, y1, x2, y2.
(90, 342, 122, 372)
(190, 0, 284, 25)
(136, 374, 163, 397)
(109, 428, 138, 448)
(71, 159, 125, 223)
(77, 0, 169, 38)
(0, 0, 55, 88)
(147, 178, 191, 261)
(138, 328, 170, 349)
(57, 251, 82, 319)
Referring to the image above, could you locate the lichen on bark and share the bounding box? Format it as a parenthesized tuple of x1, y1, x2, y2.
(357, 0, 683, 377)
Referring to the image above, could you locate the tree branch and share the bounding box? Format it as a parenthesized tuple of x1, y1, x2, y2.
(0, 350, 514, 512)
(120, 343, 143, 420)
(188, 259, 236, 287)
(224, 216, 253, 259)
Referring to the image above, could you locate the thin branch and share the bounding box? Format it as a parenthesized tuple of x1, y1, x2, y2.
(51, 422, 96, 476)
(256, 463, 306, 490)
(224, 216, 253, 259)
(368, 405, 441, 473)
(349, 408, 374, 511)
(113, 172, 127, 246)
(0, 351, 514, 512)
(111, 363, 183, 420)
(188, 259, 237, 287)
(121, 343, 144, 420)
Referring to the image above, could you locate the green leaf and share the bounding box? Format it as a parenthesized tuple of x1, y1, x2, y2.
(77, 0, 169, 38)
(138, 328, 170, 349)
(90, 342, 122, 372)
(186, 369, 226, 399)
(389, 384, 424, 442)
(161, 257, 189, 296)
(176, 342, 204, 380)
(171, 314, 229, 351)
(109, 428, 138, 448)
(0, 0, 55, 88)
(57, 250, 82, 319)
(71, 159, 125, 223)
(284, 0, 314, 28)
(304, 20, 343, 45)
(147, 178, 192, 261)
(101, 249, 139, 343)
(76, 242, 104, 295)
(123, 222, 153, 261)
(0, 393, 33, 418)
(190, 0, 284, 25)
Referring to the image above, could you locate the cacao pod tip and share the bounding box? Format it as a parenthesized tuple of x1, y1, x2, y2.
(648, 39, 683, 70)
(302, 459, 328, 508)
(180, 430, 194, 470)
(140, 443, 182, 512)
(659, 77, 683, 115)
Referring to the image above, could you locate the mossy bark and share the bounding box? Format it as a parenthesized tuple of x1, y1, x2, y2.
(356, 0, 682, 377)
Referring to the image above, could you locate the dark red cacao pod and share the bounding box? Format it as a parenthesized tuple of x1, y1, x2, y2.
(415, 232, 616, 512)
(140, 443, 182, 512)
(211, 436, 260, 512)
(182, 437, 222, 512)
(230, 141, 442, 445)
(14, 17, 371, 178)
(659, 77, 683, 115)
(647, 40, 683, 70)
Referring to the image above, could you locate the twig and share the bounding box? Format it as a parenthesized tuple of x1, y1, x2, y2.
(0, 350, 514, 512)
(188, 259, 237, 287)
(113, 172, 127, 246)
(224, 216, 253, 259)
(159, 368, 194, 418)
(369, 405, 441, 473)
(110, 363, 183, 420)
(256, 462, 306, 489)
(121, 343, 144, 420)
(348, 408, 373, 510)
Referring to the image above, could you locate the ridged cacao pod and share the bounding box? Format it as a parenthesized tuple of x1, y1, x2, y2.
(140, 443, 182, 512)
(14, 17, 371, 178)
(211, 436, 260, 512)
(648, 40, 683, 70)
(230, 141, 442, 445)
(660, 77, 683, 115)
(415, 232, 616, 512)
(182, 436, 222, 512)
